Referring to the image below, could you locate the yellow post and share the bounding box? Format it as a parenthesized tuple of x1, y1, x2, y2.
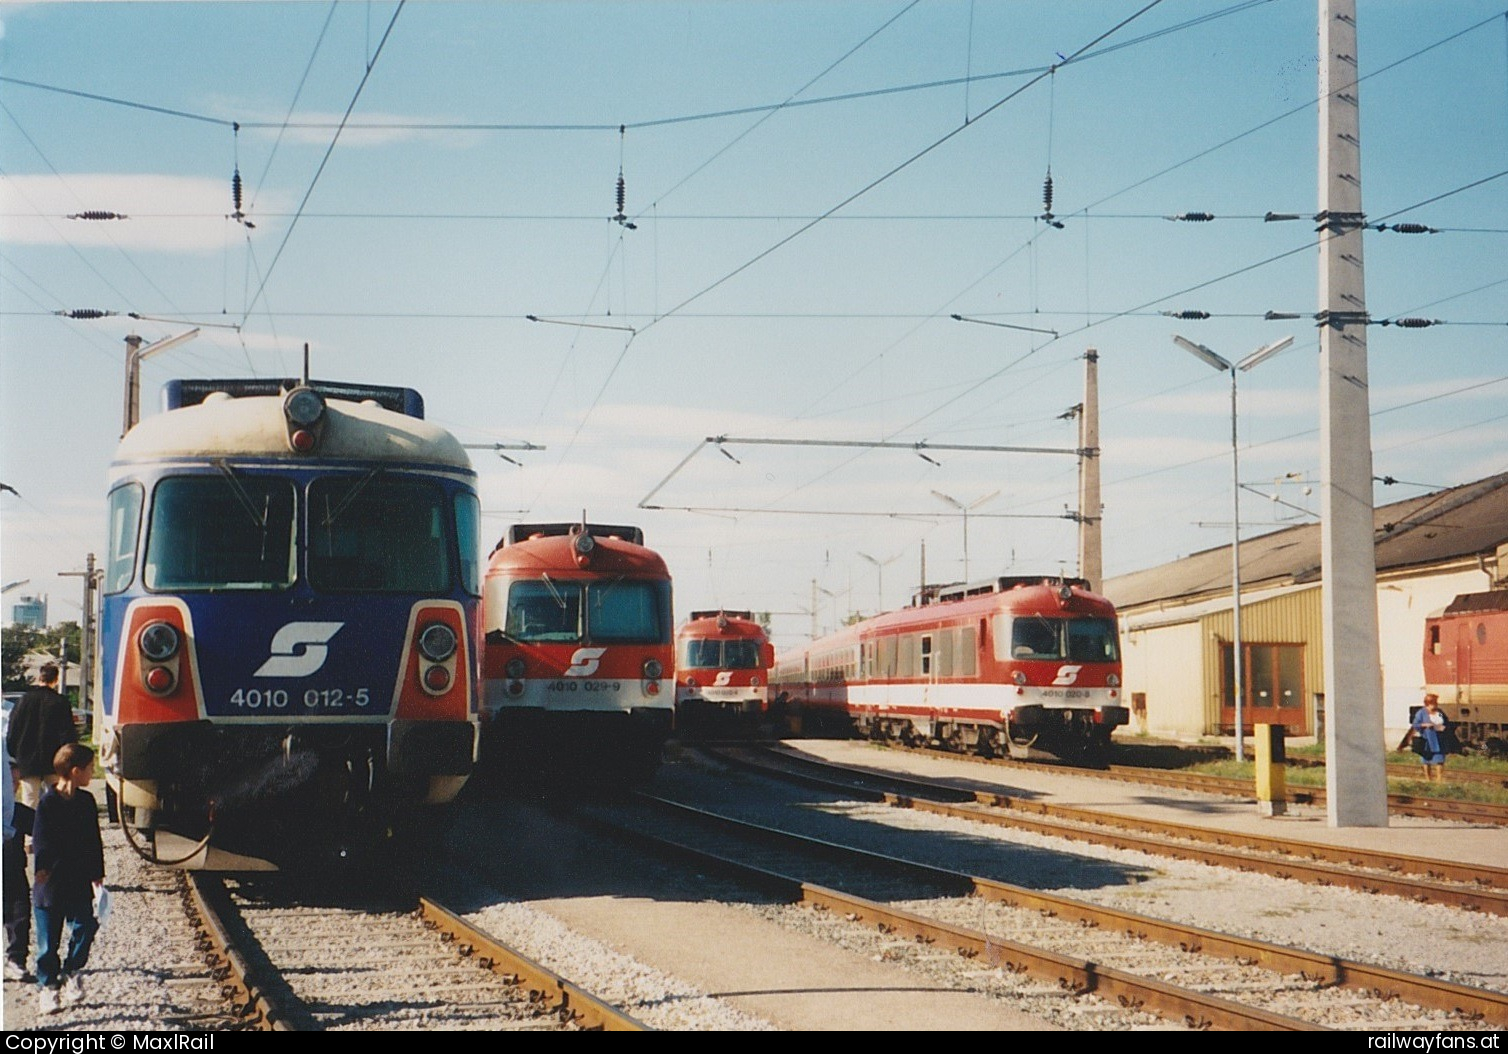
(1254, 723, 1287, 817)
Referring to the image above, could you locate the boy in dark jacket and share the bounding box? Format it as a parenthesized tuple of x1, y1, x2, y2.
(31, 742, 104, 1015)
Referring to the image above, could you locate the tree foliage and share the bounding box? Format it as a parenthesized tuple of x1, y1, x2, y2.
(2, 621, 82, 691)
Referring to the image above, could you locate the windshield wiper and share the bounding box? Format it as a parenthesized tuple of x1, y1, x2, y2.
(213, 460, 268, 529)
(321, 469, 382, 527)
(540, 572, 567, 610)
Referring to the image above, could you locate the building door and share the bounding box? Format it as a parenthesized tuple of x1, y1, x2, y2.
(1220, 642, 1308, 735)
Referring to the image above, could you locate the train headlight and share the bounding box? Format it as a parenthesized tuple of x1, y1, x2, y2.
(1107, 674, 1120, 687)
(284, 387, 326, 427)
(505, 658, 526, 679)
(423, 665, 452, 692)
(573, 532, 595, 556)
(643, 658, 663, 680)
(417, 622, 458, 662)
(138, 621, 181, 662)
(685, 676, 698, 688)
(1012, 671, 1027, 686)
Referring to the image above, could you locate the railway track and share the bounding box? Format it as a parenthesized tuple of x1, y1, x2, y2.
(890, 742, 1508, 826)
(180, 873, 649, 1030)
(566, 788, 1504, 1031)
(709, 744, 1508, 916)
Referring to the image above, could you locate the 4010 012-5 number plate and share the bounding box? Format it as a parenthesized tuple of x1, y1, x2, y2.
(228, 687, 373, 710)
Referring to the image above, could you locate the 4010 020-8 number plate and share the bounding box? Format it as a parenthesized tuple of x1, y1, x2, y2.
(228, 687, 374, 709)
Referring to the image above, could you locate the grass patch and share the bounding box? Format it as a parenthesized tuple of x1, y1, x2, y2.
(1185, 757, 1508, 805)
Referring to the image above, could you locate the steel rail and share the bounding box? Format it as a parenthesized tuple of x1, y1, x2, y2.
(726, 746, 1508, 912)
(630, 791, 1508, 1026)
(182, 874, 312, 1031)
(416, 898, 652, 1032)
(905, 743, 1508, 826)
(576, 801, 1324, 1031)
(790, 743, 1508, 889)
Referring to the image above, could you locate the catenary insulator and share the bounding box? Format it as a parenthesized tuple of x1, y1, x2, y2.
(1176, 212, 1215, 222)
(1389, 223, 1435, 234)
(67, 211, 126, 221)
(56, 309, 115, 320)
(1389, 317, 1438, 328)
(616, 173, 626, 214)
(1162, 310, 1210, 320)
(1042, 173, 1054, 214)
(233, 168, 243, 212)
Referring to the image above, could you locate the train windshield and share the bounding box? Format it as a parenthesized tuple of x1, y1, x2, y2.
(506, 579, 584, 642)
(682, 639, 762, 669)
(1007, 616, 1120, 662)
(144, 474, 296, 591)
(308, 475, 454, 593)
(587, 579, 671, 644)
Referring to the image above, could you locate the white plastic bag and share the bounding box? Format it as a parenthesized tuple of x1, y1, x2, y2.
(93, 885, 112, 928)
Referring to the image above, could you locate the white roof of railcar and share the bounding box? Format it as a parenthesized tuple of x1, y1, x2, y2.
(112, 391, 472, 471)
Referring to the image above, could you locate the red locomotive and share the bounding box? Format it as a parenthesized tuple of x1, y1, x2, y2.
(480, 522, 674, 780)
(1423, 589, 1508, 755)
(771, 576, 1127, 759)
(674, 609, 775, 733)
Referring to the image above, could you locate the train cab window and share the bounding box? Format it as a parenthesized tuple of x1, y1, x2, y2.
(454, 491, 482, 596)
(1010, 617, 1061, 660)
(1066, 618, 1120, 662)
(104, 483, 144, 594)
(145, 475, 296, 591)
(682, 639, 722, 668)
(723, 640, 761, 669)
(587, 579, 671, 644)
(506, 579, 583, 642)
(308, 477, 452, 593)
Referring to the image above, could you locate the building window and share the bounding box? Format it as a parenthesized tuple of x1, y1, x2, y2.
(1221, 642, 1304, 710)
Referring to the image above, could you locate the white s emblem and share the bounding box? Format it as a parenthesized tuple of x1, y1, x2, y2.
(1051, 665, 1082, 686)
(564, 647, 607, 677)
(714, 671, 733, 687)
(254, 622, 344, 678)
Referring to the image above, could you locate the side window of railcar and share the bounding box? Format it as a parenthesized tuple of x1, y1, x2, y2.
(104, 483, 144, 594)
(308, 477, 451, 593)
(506, 580, 583, 642)
(454, 491, 482, 596)
(588, 580, 670, 644)
(145, 475, 296, 591)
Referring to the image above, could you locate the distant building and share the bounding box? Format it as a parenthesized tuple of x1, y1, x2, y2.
(1103, 472, 1508, 744)
(10, 594, 46, 629)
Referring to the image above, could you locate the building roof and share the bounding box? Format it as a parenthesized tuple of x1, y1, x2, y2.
(1105, 472, 1508, 610)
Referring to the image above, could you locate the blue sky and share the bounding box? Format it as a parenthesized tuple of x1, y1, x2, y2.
(2, 1, 1505, 648)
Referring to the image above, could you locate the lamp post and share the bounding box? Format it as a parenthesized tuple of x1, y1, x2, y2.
(930, 490, 999, 583)
(1172, 334, 1294, 762)
(857, 551, 900, 613)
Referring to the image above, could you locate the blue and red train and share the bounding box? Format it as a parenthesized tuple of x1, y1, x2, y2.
(96, 378, 480, 869)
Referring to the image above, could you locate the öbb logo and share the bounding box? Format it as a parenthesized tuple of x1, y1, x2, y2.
(564, 648, 608, 677)
(1051, 665, 1083, 687)
(254, 622, 344, 678)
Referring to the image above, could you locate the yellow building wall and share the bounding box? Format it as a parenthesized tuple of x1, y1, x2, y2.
(1200, 586, 1323, 735)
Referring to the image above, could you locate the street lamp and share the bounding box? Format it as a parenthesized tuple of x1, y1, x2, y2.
(857, 551, 900, 613)
(1172, 333, 1294, 763)
(931, 490, 999, 583)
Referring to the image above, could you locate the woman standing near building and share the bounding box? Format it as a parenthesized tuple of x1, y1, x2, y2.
(1401, 693, 1453, 782)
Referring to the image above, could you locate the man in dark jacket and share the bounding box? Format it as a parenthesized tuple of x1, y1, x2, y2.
(6, 663, 77, 809)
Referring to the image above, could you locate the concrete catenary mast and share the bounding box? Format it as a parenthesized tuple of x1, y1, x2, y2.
(1318, 0, 1388, 826)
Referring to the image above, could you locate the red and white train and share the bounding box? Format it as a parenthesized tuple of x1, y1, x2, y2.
(771, 576, 1127, 759)
(480, 522, 674, 780)
(674, 609, 774, 732)
(1423, 589, 1508, 755)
